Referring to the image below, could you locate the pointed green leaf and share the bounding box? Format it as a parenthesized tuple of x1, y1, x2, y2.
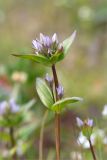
(12, 54, 51, 65)
(62, 30, 76, 56)
(21, 99, 36, 112)
(51, 97, 83, 112)
(36, 78, 54, 108)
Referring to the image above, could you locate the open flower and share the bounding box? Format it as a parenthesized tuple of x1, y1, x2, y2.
(0, 99, 19, 116)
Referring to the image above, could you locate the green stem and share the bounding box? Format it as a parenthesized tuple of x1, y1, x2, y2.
(9, 127, 17, 160)
(52, 64, 60, 160)
(89, 138, 97, 160)
(39, 110, 48, 160)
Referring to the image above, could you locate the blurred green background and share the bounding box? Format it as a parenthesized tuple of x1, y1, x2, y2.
(0, 0, 107, 159)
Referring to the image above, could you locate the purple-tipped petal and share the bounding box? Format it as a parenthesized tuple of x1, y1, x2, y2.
(56, 84, 64, 99)
(87, 119, 93, 127)
(52, 33, 58, 44)
(0, 101, 7, 115)
(45, 36, 52, 47)
(40, 33, 52, 47)
(32, 40, 42, 51)
(76, 117, 84, 127)
(40, 33, 46, 43)
(9, 99, 19, 113)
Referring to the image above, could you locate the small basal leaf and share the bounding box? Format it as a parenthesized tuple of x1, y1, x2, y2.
(12, 54, 51, 65)
(51, 97, 83, 112)
(62, 30, 76, 56)
(36, 78, 54, 108)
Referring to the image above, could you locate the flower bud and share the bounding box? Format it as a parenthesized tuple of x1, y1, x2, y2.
(45, 73, 53, 88)
(56, 84, 64, 99)
(52, 33, 58, 44)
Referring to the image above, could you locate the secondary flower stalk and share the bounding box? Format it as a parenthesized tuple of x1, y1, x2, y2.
(0, 99, 19, 159)
(76, 117, 97, 160)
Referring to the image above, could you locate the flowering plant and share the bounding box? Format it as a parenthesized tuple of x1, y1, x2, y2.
(13, 31, 82, 160)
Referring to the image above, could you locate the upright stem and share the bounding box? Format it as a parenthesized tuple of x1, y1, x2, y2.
(39, 110, 48, 160)
(9, 127, 17, 160)
(52, 64, 60, 160)
(89, 138, 97, 160)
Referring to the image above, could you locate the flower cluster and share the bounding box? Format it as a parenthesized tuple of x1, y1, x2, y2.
(0, 99, 19, 116)
(32, 33, 63, 58)
(13, 31, 76, 66)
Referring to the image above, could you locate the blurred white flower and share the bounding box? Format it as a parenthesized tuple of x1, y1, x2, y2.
(103, 136, 107, 144)
(78, 6, 93, 20)
(77, 132, 95, 149)
(16, 140, 23, 156)
(70, 151, 82, 160)
(77, 132, 90, 148)
(2, 149, 9, 158)
(102, 104, 107, 117)
(92, 129, 105, 140)
(11, 71, 28, 83)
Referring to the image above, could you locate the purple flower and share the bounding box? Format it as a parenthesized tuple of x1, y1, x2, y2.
(76, 117, 84, 127)
(32, 33, 63, 57)
(0, 99, 19, 116)
(86, 119, 93, 127)
(0, 101, 8, 115)
(32, 40, 42, 53)
(56, 84, 64, 99)
(9, 99, 19, 113)
(40, 33, 52, 47)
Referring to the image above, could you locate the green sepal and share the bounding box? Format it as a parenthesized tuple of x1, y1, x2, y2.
(51, 97, 83, 112)
(50, 51, 64, 64)
(62, 30, 76, 56)
(36, 78, 54, 108)
(82, 126, 93, 139)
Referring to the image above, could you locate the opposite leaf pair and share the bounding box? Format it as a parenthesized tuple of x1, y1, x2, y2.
(36, 78, 83, 113)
